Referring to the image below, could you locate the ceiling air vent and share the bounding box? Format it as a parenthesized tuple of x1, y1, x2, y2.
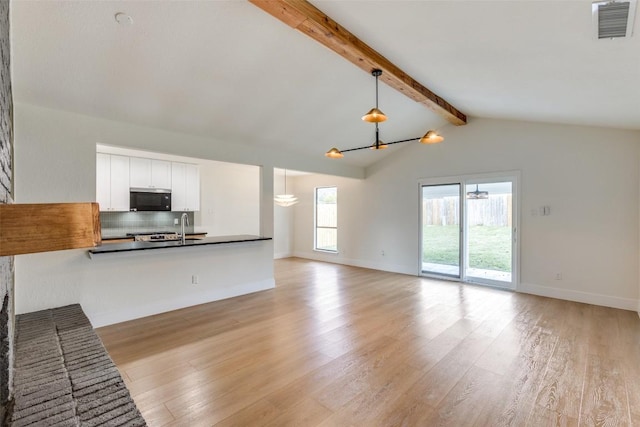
(592, 0, 637, 39)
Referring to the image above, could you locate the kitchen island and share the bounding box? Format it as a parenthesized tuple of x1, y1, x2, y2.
(16, 234, 274, 327)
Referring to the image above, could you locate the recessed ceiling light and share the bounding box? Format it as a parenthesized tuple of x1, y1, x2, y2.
(114, 12, 133, 26)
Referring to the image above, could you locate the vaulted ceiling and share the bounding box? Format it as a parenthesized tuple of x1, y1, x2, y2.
(11, 1, 640, 167)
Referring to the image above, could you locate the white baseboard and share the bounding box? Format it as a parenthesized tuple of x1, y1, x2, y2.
(292, 251, 416, 276)
(274, 252, 292, 260)
(290, 253, 640, 313)
(89, 278, 275, 328)
(519, 282, 639, 312)
(291, 254, 640, 312)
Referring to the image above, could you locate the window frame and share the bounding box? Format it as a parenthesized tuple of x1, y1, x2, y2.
(314, 186, 338, 253)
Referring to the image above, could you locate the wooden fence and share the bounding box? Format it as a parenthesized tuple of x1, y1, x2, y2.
(423, 195, 512, 227)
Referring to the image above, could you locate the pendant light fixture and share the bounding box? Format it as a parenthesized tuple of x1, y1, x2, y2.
(362, 69, 387, 123)
(325, 147, 344, 159)
(419, 130, 444, 144)
(325, 69, 444, 159)
(466, 184, 489, 200)
(274, 169, 299, 207)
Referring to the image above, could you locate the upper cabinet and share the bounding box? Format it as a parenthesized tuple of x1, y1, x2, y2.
(152, 160, 172, 189)
(96, 154, 130, 212)
(96, 153, 110, 210)
(171, 162, 200, 212)
(185, 164, 200, 212)
(98, 153, 200, 212)
(130, 158, 172, 189)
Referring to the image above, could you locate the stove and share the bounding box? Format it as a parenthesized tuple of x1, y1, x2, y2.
(127, 232, 180, 242)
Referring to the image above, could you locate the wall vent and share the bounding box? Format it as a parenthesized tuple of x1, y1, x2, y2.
(593, 0, 637, 39)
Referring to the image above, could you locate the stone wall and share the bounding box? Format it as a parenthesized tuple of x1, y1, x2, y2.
(0, 0, 14, 422)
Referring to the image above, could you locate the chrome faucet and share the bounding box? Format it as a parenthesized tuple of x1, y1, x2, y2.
(180, 213, 189, 245)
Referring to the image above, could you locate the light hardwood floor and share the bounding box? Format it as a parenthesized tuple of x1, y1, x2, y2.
(97, 258, 640, 426)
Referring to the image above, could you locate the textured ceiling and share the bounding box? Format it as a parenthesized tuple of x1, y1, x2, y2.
(11, 1, 640, 168)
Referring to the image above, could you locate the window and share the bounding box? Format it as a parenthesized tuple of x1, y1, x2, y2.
(315, 186, 337, 252)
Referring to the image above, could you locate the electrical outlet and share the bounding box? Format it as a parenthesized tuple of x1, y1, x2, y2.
(381, 250, 385, 256)
(192, 275, 199, 285)
(174, 218, 179, 225)
(555, 273, 562, 280)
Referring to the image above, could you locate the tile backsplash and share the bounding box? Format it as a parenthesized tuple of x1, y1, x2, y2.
(100, 211, 194, 238)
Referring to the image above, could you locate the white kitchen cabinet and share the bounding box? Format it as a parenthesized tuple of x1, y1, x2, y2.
(128, 157, 149, 188)
(171, 162, 200, 211)
(130, 157, 171, 189)
(152, 160, 172, 189)
(96, 153, 111, 210)
(96, 154, 130, 211)
(185, 164, 200, 211)
(110, 155, 130, 211)
(171, 163, 186, 211)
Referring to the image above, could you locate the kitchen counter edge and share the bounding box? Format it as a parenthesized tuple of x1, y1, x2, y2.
(89, 235, 272, 257)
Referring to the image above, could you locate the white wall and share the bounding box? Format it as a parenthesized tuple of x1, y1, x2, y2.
(293, 118, 640, 311)
(273, 168, 295, 258)
(13, 103, 363, 324)
(196, 161, 260, 235)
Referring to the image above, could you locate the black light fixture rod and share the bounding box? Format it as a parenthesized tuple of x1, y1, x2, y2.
(385, 137, 421, 146)
(339, 136, 421, 153)
(340, 146, 375, 153)
(372, 69, 382, 109)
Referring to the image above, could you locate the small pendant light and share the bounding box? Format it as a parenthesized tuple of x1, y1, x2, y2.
(362, 70, 387, 123)
(325, 147, 344, 158)
(419, 130, 444, 144)
(466, 184, 489, 200)
(274, 169, 299, 207)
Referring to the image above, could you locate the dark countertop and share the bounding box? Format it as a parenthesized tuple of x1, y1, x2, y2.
(89, 235, 271, 256)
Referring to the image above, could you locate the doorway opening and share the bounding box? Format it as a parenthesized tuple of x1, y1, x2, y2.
(420, 173, 519, 289)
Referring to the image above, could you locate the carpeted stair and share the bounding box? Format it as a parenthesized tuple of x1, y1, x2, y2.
(10, 305, 146, 426)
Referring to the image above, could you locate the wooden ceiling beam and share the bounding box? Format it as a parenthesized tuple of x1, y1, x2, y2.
(249, 0, 467, 126)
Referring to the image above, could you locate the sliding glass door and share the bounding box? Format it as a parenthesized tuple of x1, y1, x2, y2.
(420, 174, 518, 289)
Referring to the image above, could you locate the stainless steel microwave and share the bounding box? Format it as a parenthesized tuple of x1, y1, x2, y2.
(129, 188, 171, 211)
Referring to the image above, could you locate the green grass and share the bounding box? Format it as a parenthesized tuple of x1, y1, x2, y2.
(423, 225, 511, 272)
